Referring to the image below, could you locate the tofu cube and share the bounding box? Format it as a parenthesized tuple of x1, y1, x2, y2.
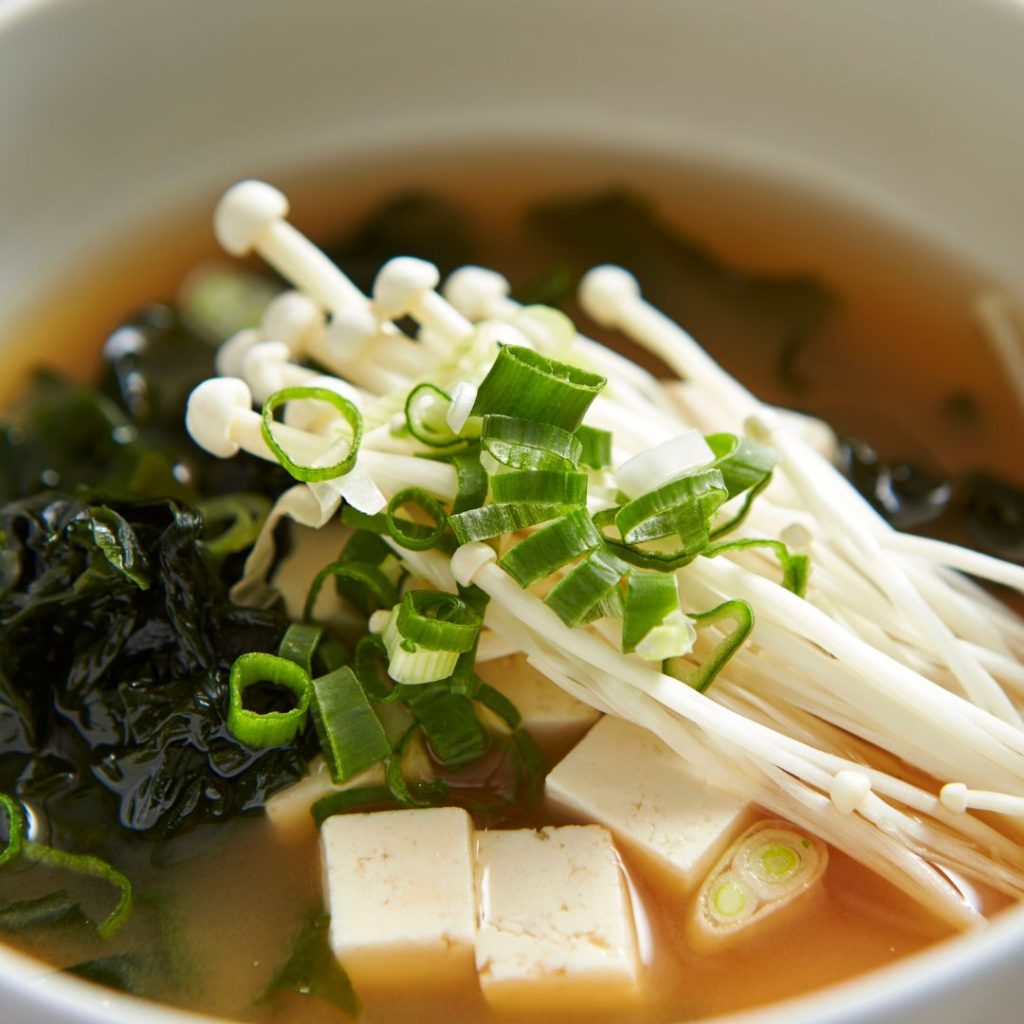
(546, 716, 751, 894)
(475, 825, 641, 1011)
(475, 653, 600, 756)
(321, 807, 477, 988)
(265, 757, 385, 844)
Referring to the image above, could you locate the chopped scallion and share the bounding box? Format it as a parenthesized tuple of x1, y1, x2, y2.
(277, 622, 325, 675)
(481, 414, 583, 472)
(228, 653, 311, 746)
(404, 383, 461, 448)
(384, 487, 448, 551)
(544, 546, 629, 627)
(497, 508, 602, 588)
(664, 599, 754, 693)
(471, 346, 605, 431)
(197, 493, 272, 558)
(449, 501, 570, 544)
(490, 469, 589, 506)
(311, 667, 391, 784)
(703, 538, 810, 597)
(574, 425, 613, 469)
(614, 468, 728, 547)
(621, 571, 692, 659)
(261, 386, 362, 482)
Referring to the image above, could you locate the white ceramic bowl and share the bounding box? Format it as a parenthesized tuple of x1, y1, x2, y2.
(2, 1, 1023, 1021)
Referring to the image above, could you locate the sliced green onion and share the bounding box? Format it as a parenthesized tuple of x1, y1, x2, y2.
(703, 538, 810, 597)
(383, 592, 482, 685)
(447, 450, 489, 513)
(305, 560, 398, 621)
(382, 614, 459, 685)
(180, 264, 279, 343)
(475, 682, 522, 729)
(406, 685, 490, 767)
(481, 415, 582, 472)
(615, 468, 728, 547)
(404, 383, 461, 448)
(707, 873, 757, 924)
(394, 591, 482, 652)
(706, 433, 779, 498)
(339, 506, 388, 533)
(354, 634, 406, 704)
(615, 430, 714, 499)
(449, 585, 490, 698)
(664, 599, 754, 693)
(197, 493, 272, 558)
(517, 304, 576, 353)
(621, 572, 678, 653)
(278, 623, 324, 675)
(449, 502, 569, 543)
(0, 793, 24, 868)
(705, 433, 778, 539)
(2, 795, 132, 939)
(228, 653, 311, 746)
(385, 726, 449, 808)
(316, 637, 349, 674)
(311, 667, 391, 784)
(498, 508, 602, 588)
(544, 546, 629, 627)
(472, 345, 605, 431)
(19, 842, 133, 940)
(621, 571, 694, 661)
(311, 786, 394, 828)
(261, 386, 362, 482)
(305, 530, 402, 620)
(709, 475, 772, 540)
(575, 425, 613, 469)
(512, 728, 546, 803)
(593, 508, 700, 571)
(385, 487, 448, 551)
(734, 824, 825, 899)
(490, 469, 588, 506)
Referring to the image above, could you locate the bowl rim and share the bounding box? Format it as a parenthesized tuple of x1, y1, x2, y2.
(3, 0, 1024, 1022)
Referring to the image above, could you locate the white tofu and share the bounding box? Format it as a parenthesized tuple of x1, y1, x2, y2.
(321, 807, 477, 989)
(265, 757, 385, 844)
(271, 520, 350, 621)
(475, 825, 641, 1012)
(546, 716, 751, 894)
(475, 653, 600, 754)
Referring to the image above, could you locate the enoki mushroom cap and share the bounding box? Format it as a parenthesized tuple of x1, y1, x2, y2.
(214, 328, 263, 380)
(324, 303, 379, 360)
(262, 290, 323, 354)
(443, 266, 510, 320)
(578, 264, 640, 328)
(241, 341, 292, 404)
(373, 257, 441, 319)
(214, 180, 289, 257)
(185, 377, 253, 458)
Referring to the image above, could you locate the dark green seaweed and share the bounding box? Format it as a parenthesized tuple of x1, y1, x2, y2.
(262, 911, 359, 1018)
(0, 493, 313, 837)
(527, 190, 836, 388)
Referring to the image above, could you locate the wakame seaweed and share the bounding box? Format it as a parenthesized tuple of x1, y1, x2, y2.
(526, 190, 836, 388)
(0, 305, 290, 507)
(323, 193, 478, 293)
(0, 493, 314, 837)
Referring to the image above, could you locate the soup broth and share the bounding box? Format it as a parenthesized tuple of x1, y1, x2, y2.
(1, 150, 1021, 1023)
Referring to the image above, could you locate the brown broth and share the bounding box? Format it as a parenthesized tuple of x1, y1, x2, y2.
(2, 148, 1023, 1021)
